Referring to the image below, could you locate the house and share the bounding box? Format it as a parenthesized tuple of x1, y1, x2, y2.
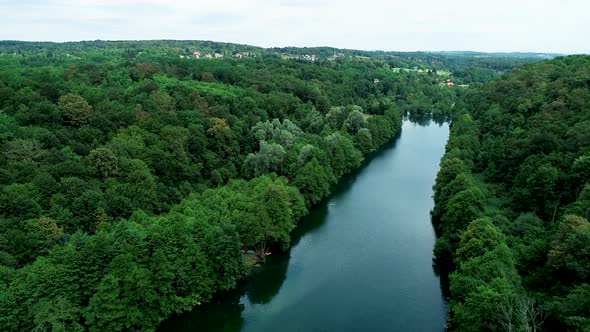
(193, 51, 201, 58)
(302, 54, 317, 61)
(373, 78, 380, 84)
(447, 79, 454, 87)
(214, 53, 223, 59)
(204, 53, 213, 59)
(234, 53, 243, 58)
(180, 55, 185, 59)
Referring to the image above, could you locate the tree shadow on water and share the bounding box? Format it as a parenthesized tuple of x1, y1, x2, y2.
(406, 112, 451, 126)
(243, 200, 330, 304)
(157, 289, 245, 332)
(243, 253, 290, 304)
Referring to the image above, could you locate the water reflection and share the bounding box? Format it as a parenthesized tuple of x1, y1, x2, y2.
(159, 289, 245, 332)
(405, 112, 450, 126)
(244, 255, 289, 304)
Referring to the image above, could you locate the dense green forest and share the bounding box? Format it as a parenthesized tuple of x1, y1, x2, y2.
(0, 40, 551, 331)
(432, 55, 590, 331)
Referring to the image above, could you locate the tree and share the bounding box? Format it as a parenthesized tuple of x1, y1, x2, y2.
(432, 172, 472, 219)
(292, 158, 334, 207)
(238, 176, 306, 257)
(456, 218, 503, 264)
(87, 147, 119, 178)
(151, 90, 176, 113)
(32, 296, 84, 332)
(325, 106, 349, 129)
(344, 109, 367, 133)
(130, 63, 158, 81)
(367, 116, 395, 146)
(547, 215, 590, 283)
(252, 119, 303, 147)
(296, 144, 316, 166)
(323, 132, 362, 177)
(0, 112, 18, 142)
(549, 284, 590, 331)
(354, 128, 374, 154)
(0, 183, 41, 220)
(433, 158, 468, 208)
(104, 158, 157, 218)
(207, 117, 239, 158)
(450, 245, 521, 331)
(57, 94, 93, 126)
(525, 164, 561, 217)
(441, 187, 485, 240)
(242, 141, 286, 178)
(3, 139, 46, 162)
(567, 184, 590, 220)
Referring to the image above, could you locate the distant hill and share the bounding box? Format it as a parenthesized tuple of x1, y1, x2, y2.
(430, 50, 563, 59)
(0, 39, 561, 59)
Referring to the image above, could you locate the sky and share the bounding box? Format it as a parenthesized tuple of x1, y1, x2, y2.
(0, 0, 588, 54)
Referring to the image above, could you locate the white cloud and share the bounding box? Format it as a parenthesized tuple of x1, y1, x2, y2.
(0, 0, 587, 53)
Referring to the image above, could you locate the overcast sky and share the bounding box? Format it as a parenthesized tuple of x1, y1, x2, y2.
(0, 0, 588, 53)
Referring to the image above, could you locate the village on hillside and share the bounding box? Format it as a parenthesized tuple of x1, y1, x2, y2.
(179, 51, 251, 59)
(177, 49, 463, 88)
(178, 49, 349, 62)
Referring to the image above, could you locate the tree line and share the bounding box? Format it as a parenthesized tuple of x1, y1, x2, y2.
(432, 55, 590, 331)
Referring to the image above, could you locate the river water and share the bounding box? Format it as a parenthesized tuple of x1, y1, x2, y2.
(159, 119, 450, 332)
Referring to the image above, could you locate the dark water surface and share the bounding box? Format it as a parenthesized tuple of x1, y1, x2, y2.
(160, 120, 450, 332)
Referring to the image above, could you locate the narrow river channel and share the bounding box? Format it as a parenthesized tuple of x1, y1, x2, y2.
(160, 119, 450, 332)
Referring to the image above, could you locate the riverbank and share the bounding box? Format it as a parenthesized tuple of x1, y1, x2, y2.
(159, 119, 449, 332)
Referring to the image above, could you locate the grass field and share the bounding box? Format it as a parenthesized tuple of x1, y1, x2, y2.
(392, 67, 452, 77)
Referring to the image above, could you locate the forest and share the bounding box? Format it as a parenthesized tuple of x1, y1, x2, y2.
(432, 55, 590, 331)
(0, 40, 554, 331)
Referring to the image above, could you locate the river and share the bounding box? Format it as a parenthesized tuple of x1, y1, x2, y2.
(159, 119, 450, 332)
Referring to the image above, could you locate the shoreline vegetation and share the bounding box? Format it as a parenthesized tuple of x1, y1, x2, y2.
(432, 55, 590, 331)
(0, 40, 557, 331)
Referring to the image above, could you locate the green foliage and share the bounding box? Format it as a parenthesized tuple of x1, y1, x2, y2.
(0, 39, 533, 330)
(441, 188, 485, 239)
(1, 199, 247, 331)
(57, 94, 93, 126)
(433, 158, 468, 215)
(450, 242, 523, 331)
(0, 183, 41, 220)
(549, 284, 590, 331)
(344, 109, 367, 133)
(567, 184, 590, 220)
(433, 55, 590, 331)
(293, 158, 334, 207)
(323, 132, 363, 177)
(87, 147, 119, 178)
(455, 218, 504, 264)
(432, 172, 471, 219)
(243, 142, 286, 178)
(547, 215, 590, 284)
